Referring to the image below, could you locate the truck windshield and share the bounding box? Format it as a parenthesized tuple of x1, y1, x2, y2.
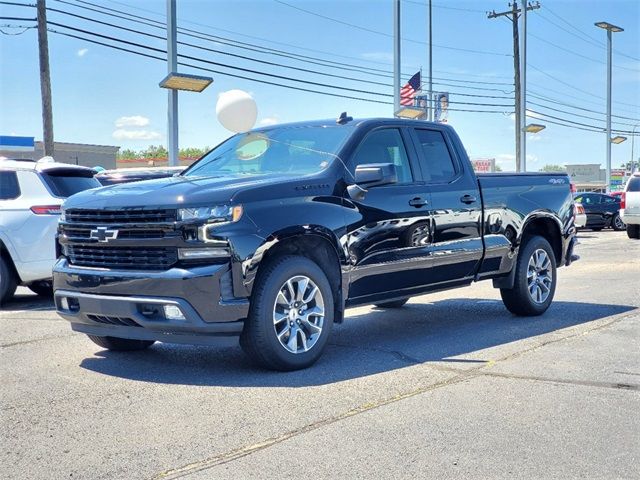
(183, 125, 352, 177)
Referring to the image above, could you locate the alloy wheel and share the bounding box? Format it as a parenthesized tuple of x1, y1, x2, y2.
(527, 249, 553, 304)
(272, 275, 325, 354)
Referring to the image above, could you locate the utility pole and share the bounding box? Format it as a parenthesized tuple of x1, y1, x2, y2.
(488, 1, 540, 172)
(427, 0, 433, 121)
(393, 0, 401, 115)
(37, 0, 54, 157)
(167, 0, 178, 166)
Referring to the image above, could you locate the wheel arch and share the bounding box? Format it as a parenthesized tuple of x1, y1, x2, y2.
(519, 213, 563, 266)
(246, 227, 346, 322)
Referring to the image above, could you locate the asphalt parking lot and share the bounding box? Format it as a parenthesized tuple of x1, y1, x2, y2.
(2, 230, 639, 480)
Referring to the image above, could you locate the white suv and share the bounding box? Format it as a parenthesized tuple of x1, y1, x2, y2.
(0, 158, 100, 303)
(621, 173, 640, 239)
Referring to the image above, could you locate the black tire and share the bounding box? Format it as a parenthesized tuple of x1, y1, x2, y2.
(500, 235, 557, 316)
(240, 255, 334, 371)
(28, 280, 53, 297)
(374, 299, 409, 309)
(611, 213, 626, 231)
(87, 335, 155, 351)
(627, 224, 640, 239)
(0, 256, 17, 305)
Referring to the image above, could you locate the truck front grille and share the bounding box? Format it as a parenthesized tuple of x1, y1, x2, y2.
(65, 208, 177, 224)
(66, 245, 178, 270)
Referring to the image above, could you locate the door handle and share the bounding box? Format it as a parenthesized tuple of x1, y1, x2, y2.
(409, 197, 428, 208)
(460, 194, 477, 204)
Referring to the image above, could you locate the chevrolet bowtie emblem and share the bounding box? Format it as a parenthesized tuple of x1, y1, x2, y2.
(89, 227, 119, 243)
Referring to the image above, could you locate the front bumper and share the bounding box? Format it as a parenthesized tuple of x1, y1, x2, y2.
(53, 258, 248, 345)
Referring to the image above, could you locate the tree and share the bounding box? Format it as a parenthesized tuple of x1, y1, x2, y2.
(539, 164, 565, 172)
(495, 165, 503, 172)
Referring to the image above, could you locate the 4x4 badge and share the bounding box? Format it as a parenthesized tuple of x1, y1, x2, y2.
(89, 227, 119, 243)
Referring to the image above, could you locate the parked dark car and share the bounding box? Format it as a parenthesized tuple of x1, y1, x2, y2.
(95, 166, 185, 186)
(573, 192, 625, 231)
(53, 117, 578, 371)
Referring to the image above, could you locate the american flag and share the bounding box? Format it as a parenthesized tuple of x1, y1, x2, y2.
(400, 71, 421, 106)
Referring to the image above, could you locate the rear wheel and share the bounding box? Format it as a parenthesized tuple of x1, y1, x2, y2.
(627, 224, 640, 239)
(240, 255, 334, 371)
(28, 280, 53, 297)
(612, 213, 626, 231)
(500, 235, 557, 316)
(374, 299, 408, 309)
(0, 256, 17, 305)
(87, 335, 155, 351)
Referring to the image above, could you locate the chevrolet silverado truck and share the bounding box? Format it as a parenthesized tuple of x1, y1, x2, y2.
(54, 117, 578, 371)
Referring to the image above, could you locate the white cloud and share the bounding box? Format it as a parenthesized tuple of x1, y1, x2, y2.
(114, 115, 150, 128)
(259, 116, 279, 126)
(77, 48, 88, 57)
(112, 129, 161, 141)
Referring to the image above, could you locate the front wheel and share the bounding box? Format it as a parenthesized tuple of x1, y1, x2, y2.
(0, 256, 17, 305)
(627, 224, 640, 239)
(87, 335, 155, 351)
(612, 213, 626, 231)
(240, 255, 334, 371)
(500, 235, 557, 316)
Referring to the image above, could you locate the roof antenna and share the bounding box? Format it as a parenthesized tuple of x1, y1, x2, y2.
(336, 112, 353, 125)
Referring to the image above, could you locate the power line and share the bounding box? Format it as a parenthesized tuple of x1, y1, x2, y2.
(403, 0, 485, 14)
(528, 31, 639, 73)
(46, 25, 514, 114)
(273, 0, 511, 57)
(57, 0, 515, 89)
(543, 5, 640, 62)
(528, 91, 638, 122)
(46, 1, 516, 101)
(528, 63, 640, 111)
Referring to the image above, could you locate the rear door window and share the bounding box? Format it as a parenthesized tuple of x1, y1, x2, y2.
(40, 169, 100, 197)
(0, 171, 21, 200)
(414, 129, 457, 183)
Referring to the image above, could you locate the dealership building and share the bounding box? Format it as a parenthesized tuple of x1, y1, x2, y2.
(0, 136, 119, 170)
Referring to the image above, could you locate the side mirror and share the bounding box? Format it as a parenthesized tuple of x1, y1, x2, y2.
(353, 163, 397, 187)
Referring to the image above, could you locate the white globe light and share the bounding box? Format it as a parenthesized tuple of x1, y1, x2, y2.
(216, 90, 258, 133)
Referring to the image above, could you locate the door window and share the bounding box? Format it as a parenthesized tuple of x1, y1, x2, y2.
(0, 171, 20, 200)
(414, 129, 457, 183)
(351, 129, 413, 183)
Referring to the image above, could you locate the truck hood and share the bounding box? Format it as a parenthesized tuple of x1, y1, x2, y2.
(63, 173, 296, 210)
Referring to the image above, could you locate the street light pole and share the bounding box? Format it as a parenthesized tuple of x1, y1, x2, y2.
(595, 21, 623, 193)
(427, 0, 432, 122)
(606, 28, 612, 193)
(519, 1, 527, 171)
(167, 0, 178, 167)
(393, 0, 401, 115)
(632, 124, 640, 173)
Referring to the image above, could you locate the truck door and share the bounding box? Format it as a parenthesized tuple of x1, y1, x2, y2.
(344, 127, 433, 301)
(410, 127, 483, 285)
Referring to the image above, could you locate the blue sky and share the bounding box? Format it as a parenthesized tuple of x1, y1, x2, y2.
(0, 0, 638, 171)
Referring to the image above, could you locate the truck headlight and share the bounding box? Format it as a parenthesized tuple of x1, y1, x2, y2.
(177, 205, 243, 223)
(59, 206, 66, 222)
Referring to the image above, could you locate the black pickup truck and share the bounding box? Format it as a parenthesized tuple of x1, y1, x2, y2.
(54, 117, 577, 370)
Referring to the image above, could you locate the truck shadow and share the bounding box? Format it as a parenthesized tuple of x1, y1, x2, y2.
(79, 299, 636, 387)
(0, 292, 55, 312)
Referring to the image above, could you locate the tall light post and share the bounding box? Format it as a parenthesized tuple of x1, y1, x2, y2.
(631, 124, 640, 173)
(393, 0, 401, 115)
(595, 21, 623, 193)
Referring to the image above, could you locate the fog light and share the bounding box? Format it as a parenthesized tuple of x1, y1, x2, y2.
(60, 297, 69, 310)
(163, 304, 186, 320)
(178, 247, 229, 259)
